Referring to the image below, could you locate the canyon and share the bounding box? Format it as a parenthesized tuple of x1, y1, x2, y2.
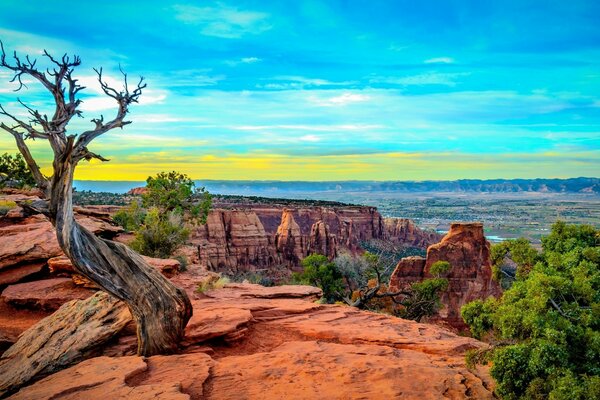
(190, 201, 441, 273)
(0, 190, 500, 398)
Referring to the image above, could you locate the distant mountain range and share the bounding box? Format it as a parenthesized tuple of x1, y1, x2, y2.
(73, 177, 600, 195)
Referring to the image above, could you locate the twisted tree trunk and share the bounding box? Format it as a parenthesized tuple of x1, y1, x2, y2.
(0, 44, 193, 356)
(48, 158, 192, 355)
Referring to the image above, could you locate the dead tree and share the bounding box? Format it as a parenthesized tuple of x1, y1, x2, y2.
(0, 43, 192, 355)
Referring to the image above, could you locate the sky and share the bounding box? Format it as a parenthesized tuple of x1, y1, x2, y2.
(0, 0, 599, 181)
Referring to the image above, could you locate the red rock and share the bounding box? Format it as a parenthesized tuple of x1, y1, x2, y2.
(0, 262, 45, 286)
(48, 255, 180, 278)
(7, 283, 495, 399)
(206, 340, 493, 400)
(7, 356, 188, 400)
(389, 222, 502, 329)
(127, 187, 148, 195)
(204, 282, 322, 300)
(1, 278, 94, 310)
(47, 256, 73, 274)
(141, 256, 180, 278)
(308, 220, 337, 258)
(192, 205, 437, 274)
(0, 220, 62, 270)
(184, 304, 253, 344)
(1, 292, 132, 398)
(384, 218, 443, 247)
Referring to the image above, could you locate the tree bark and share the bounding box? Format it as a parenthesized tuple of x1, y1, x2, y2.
(0, 45, 193, 355)
(47, 157, 192, 355)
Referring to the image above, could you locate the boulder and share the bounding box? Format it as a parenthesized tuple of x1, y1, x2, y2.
(0, 292, 131, 398)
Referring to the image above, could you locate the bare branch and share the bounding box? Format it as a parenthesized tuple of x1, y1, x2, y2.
(75, 67, 145, 150)
(0, 122, 49, 190)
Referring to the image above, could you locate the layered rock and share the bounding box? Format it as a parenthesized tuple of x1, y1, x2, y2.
(192, 205, 439, 273)
(7, 282, 495, 399)
(384, 218, 443, 248)
(0, 195, 123, 288)
(390, 223, 502, 329)
(0, 292, 131, 398)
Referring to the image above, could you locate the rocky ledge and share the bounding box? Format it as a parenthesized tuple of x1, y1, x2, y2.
(3, 281, 494, 399)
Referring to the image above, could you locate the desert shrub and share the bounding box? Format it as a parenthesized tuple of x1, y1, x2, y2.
(113, 171, 211, 258)
(0, 199, 17, 216)
(461, 222, 600, 399)
(293, 254, 344, 302)
(196, 275, 230, 293)
(142, 171, 211, 223)
(228, 270, 276, 287)
(173, 255, 189, 272)
(113, 200, 145, 231)
(130, 208, 189, 258)
(0, 152, 35, 188)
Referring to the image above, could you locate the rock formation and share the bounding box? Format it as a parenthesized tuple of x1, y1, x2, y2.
(6, 282, 495, 399)
(0, 292, 131, 397)
(390, 223, 502, 329)
(192, 204, 441, 273)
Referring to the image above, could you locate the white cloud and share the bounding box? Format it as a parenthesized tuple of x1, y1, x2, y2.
(225, 57, 262, 66)
(300, 134, 320, 142)
(173, 4, 271, 39)
(371, 72, 469, 87)
(257, 76, 356, 90)
(311, 92, 370, 106)
(424, 57, 455, 64)
(230, 124, 383, 132)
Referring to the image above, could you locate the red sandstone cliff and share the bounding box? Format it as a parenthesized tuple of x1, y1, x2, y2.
(191, 205, 441, 273)
(389, 222, 502, 329)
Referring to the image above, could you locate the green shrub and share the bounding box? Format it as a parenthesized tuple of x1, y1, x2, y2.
(130, 208, 189, 259)
(294, 254, 343, 303)
(0, 153, 35, 188)
(112, 200, 145, 231)
(462, 222, 600, 399)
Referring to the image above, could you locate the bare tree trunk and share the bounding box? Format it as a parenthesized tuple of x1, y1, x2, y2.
(0, 44, 193, 355)
(48, 157, 192, 355)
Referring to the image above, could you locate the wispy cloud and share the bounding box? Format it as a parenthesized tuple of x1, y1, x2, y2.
(225, 57, 262, 66)
(173, 3, 271, 39)
(370, 72, 469, 87)
(257, 76, 356, 90)
(424, 57, 455, 64)
(310, 92, 370, 106)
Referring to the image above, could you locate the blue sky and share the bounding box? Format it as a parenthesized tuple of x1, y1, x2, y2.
(0, 0, 599, 180)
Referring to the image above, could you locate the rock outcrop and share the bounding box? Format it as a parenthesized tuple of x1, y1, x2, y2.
(0, 292, 131, 398)
(7, 282, 495, 399)
(0, 194, 123, 289)
(192, 205, 441, 273)
(390, 223, 502, 329)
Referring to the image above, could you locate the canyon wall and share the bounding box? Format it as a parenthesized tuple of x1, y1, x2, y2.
(190, 205, 441, 273)
(389, 222, 502, 329)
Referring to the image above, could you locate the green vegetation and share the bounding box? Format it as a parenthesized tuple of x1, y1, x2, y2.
(113, 171, 211, 258)
(113, 200, 145, 232)
(293, 254, 344, 302)
(0, 152, 35, 189)
(130, 208, 190, 258)
(296, 252, 450, 322)
(0, 199, 17, 216)
(143, 171, 211, 223)
(461, 222, 600, 400)
(195, 275, 231, 293)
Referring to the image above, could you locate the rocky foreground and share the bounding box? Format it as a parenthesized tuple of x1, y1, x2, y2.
(0, 190, 498, 398)
(2, 280, 495, 399)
